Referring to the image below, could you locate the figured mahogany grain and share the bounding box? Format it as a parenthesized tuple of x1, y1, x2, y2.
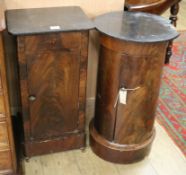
(17, 31, 89, 156)
(90, 11, 178, 164)
(25, 33, 80, 139)
(95, 34, 168, 144)
(6, 6, 92, 157)
(0, 122, 9, 149)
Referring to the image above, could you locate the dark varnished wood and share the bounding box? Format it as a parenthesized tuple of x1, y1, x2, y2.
(24, 133, 85, 157)
(90, 11, 178, 164)
(20, 33, 81, 140)
(124, 0, 181, 15)
(124, 0, 182, 64)
(5, 6, 91, 157)
(90, 121, 154, 164)
(16, 31, 89, 157)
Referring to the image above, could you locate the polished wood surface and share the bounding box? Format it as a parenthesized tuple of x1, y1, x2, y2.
(91, 35, 168, 163)
(16, 31, 89, 157)
(0, 27, 18, 175)
(11, 2, 186, 174)
(90, 11, 178, 164)
(124, 0, 181, 14)
(20, 33, 81, 140)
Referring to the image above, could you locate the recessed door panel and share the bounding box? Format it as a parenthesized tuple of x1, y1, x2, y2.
(26, 36, 80, 140)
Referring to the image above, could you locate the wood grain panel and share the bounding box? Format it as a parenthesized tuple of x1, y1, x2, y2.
(17, 36, 31, 141)
(78, 31, 89, 131)
(16, 30, 88, 156)
(0, 95, 5, 114)
(94, 46, 121, 141)
(24, 32, 81, 54)
(90, 31, 171, 163)
(114, 42, 168, 144)
(17, 32, 84, 142)
(97, 35, 168, 144)
(125, 0, 181, 14)
(0, 76, 2, 94)
(24, 133, 85, 157)
(0, 29, 17, 173)
(24, 33, 81, 140)
(0, 150, 12, 171)
(0, 122, 9, 150)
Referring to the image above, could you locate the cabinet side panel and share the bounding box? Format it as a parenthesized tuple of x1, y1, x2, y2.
(17, 36, 31, 141)
(0, 33, 17, 174)
(94, 45, 121, 141)
(78, 31, 89, 132)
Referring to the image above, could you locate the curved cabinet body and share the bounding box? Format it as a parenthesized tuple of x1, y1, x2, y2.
(90, 11, 179, 164)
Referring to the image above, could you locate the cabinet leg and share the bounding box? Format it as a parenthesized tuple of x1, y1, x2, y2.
(165, 41, 173, 64)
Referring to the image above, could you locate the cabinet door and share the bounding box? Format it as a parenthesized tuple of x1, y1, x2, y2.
(21, 33, 81, 140)
(27, 51, 80, 140)
(0, 150, 12, 171)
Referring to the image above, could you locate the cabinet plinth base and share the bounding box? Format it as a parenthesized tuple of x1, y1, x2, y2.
(24, 132, 86, 157)
(89, 120, 155, 164)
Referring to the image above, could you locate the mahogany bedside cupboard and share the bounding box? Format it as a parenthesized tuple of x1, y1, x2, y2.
(0, 5, 18, 175)
(90, 11, 179, 164)
(5, 6, 93, 157)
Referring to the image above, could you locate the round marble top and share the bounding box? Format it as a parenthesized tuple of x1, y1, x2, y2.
(94, 11, 179, 43)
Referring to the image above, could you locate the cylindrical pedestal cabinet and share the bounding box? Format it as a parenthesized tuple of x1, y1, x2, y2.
(89, 12, 179, 164)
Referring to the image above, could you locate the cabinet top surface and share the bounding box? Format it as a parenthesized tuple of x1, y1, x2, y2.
(95, 11, 179, 43)
(6, 6, 94, 35)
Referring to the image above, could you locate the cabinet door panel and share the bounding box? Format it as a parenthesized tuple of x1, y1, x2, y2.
(0, 122, 9, 149)
(25, 32, 81, 54)
(0, 78, 5, 115)
(0, 95, 5, 114)
(0, 150, 12, 170)
(26, 50, 80, 140)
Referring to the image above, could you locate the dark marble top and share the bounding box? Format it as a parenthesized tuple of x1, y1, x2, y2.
(6, 6, 94, 35)
(94, 11, 179, 43)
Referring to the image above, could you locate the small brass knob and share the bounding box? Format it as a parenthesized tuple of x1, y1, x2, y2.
(29, 95, 36, 101)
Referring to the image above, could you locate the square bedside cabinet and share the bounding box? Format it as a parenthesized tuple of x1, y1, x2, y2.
(5, 6, 93, 157)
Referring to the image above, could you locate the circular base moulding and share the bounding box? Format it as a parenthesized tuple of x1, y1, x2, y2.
(89, 120, 155, 164)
